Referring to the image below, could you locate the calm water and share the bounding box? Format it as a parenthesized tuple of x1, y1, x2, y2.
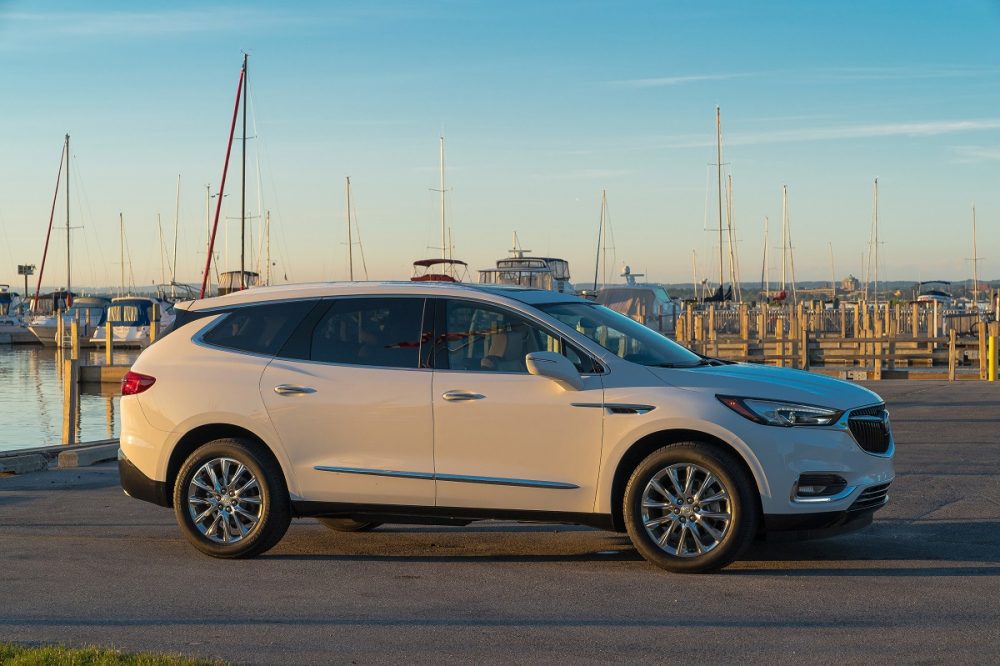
(0, 346, 140, 452)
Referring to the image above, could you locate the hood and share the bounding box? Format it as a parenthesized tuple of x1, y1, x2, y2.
(644, 362, 882, 411)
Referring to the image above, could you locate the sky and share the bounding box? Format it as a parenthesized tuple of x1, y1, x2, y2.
(1, 0, 1000, 294)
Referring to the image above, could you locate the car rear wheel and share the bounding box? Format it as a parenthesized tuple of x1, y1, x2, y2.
(623, 442, 758, 573)
(173, 438, 290, 558)
(317, 517, 382, 532)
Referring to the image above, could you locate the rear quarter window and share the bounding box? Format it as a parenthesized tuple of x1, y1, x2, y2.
(200, 300, 319, 356)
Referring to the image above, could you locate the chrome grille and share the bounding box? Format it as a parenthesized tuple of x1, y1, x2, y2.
(848, 404, 892, 454)
(849, 482, 891, 512)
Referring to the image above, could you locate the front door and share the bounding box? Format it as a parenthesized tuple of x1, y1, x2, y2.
(261, 296, 435, 506)
(430, 298, 604, 514)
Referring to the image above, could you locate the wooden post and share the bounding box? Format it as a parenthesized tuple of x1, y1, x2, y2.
(739, 303, 749, 342)
(775, 317, 785, 367)
(150, 302, 160, 343)
(56, 308, 64, 348)
(948, 329, 957, 381)
(873, 312, 883, 380)
(852, 304, 860, 340)
(759, 303, 768, 342)
(105, 319, 113, 366)
(685, 304, 694, 344)
(800, 319, 809, 370)
(62, 358, 79, 445)
(70, 318, 80, 360)
(911, 302, 919, 338)
(840, 305, 847, 338)
(979, 319, 988, 380)
(676, 315, 686, 345)
(989, 322, 999, 382)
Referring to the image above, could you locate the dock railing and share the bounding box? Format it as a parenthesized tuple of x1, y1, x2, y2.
(673, 300, 999, 381)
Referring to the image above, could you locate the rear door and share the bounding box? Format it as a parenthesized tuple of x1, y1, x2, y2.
(261, 296, 435, 506)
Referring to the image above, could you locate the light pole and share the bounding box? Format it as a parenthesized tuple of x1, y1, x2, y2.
(17, 264, 35, 310)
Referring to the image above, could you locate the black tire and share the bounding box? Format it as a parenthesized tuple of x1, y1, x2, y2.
(173, 437, 291, 558)
(623, 442, 759, 573)
(317, 517, 383, 532)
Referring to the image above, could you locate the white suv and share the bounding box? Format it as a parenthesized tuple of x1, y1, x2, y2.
(119, 282, 894, 572)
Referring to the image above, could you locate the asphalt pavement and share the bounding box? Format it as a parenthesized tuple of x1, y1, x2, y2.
(2, 380, 999, 664)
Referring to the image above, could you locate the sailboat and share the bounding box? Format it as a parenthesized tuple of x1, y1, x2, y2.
(411, 135, 468, 282)
(25, 134, 111, 346)
(90, 213, 175, 348)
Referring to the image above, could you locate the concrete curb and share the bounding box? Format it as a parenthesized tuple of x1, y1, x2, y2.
(0, 440, 120, 474)
(57, 443, 119, 469)
(0, 454, 49, 475)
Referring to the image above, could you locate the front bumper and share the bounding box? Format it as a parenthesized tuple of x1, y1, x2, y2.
(762, 480, 890, 541)
(118, 448, 171, 508)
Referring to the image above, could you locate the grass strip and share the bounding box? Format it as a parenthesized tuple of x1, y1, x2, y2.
(0, 643, 228, 665)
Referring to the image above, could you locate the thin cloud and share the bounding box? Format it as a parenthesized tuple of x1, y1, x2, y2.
(610, 73, 747, 88)
(655, 119, 1000, 149)
(0, 8, 305, 38)
(950, 145, 1000, 163)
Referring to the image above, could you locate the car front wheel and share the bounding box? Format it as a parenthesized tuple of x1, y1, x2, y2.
(173, 438, 290, 558)
(623, 442, 759, 573)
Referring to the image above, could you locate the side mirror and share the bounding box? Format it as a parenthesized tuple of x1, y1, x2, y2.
(525, 351, 584, 391)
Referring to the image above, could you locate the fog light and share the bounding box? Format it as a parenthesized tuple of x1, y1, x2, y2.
(793, 474, 848, 499)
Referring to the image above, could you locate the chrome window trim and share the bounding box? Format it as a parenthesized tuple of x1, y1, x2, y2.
(314, 465, 579, 490)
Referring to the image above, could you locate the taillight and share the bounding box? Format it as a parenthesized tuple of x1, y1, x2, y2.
(121, 371, 156, 395)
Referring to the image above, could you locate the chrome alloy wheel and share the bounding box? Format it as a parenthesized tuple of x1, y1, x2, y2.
(187, 457, 263, 544)
(641, 463, 732, 558)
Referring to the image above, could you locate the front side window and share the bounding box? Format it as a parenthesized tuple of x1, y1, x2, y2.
(434, 299, 597, 373)
(538, 302, 703, 368)
(310, 297, 425, 369)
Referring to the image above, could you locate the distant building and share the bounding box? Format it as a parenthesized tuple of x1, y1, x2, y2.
(841, 275, 860, 292)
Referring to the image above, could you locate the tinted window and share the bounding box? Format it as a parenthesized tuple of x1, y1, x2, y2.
(435, 300, 571, 373)
(201, 300, 317, 356)
(310, 298, 425, 369)
(538, 302, 702, 368)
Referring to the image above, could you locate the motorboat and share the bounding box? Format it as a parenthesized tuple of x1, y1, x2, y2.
(478, 245, 572, 293)
(411, 258, 468, 283)
(27, 295, 109, 347)
(0, 285, 35, 344)
(90, 296, 175, 348)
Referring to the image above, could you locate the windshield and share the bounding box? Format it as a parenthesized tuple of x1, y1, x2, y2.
(537, 302, 703, 367)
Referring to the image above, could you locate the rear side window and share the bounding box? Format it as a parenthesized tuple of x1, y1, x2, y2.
(309, 297, 426, 369)
(201, 300, 317, 356)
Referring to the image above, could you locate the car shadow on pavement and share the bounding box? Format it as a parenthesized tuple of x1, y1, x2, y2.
(267, 520, 1000, 575)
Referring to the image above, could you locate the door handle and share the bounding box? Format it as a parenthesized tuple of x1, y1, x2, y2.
(273, 384, 317, 396)
(442, 390, 486, 401)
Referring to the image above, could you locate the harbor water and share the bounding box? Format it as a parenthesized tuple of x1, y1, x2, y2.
(0, 346, 139, 453)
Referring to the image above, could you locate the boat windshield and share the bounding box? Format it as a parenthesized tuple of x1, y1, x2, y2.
(537, 302, 703, 368)
(108, 300, 156, 326)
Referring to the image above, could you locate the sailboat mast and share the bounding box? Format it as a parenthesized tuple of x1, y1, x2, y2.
(829, 241, 836, 297)
(716, 107, 724, 290)
(873, 178, 879, 305)
(780, 186, 787, 291)
(65, 134, 71, 299)
(602, 191, 608, 289)
(119, 212, 125, 296)
(761, 217, 768, 297)
(726, 173, 739, 302)
(439, 136, 447, 267)
(265, 210, 271, 286)
(592, 190, 604, 292)
(172, 174, 180, 295)
(972, 203, 979, 309)
(240, 53, 248, 290)
(157, 213, 165, 286)
(346, 176, 354, 281)
(786, 193, 798, 306)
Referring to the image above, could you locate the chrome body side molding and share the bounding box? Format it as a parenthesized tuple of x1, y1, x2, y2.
(571, 402, 656, 415)
(315, 465, 579, 490)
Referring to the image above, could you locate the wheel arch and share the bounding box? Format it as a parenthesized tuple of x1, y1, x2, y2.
(166, 423, 285, 507)
(607, 428, 764, 532)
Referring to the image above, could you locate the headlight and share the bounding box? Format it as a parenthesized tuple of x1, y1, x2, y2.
(717, 395, 842, 427)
